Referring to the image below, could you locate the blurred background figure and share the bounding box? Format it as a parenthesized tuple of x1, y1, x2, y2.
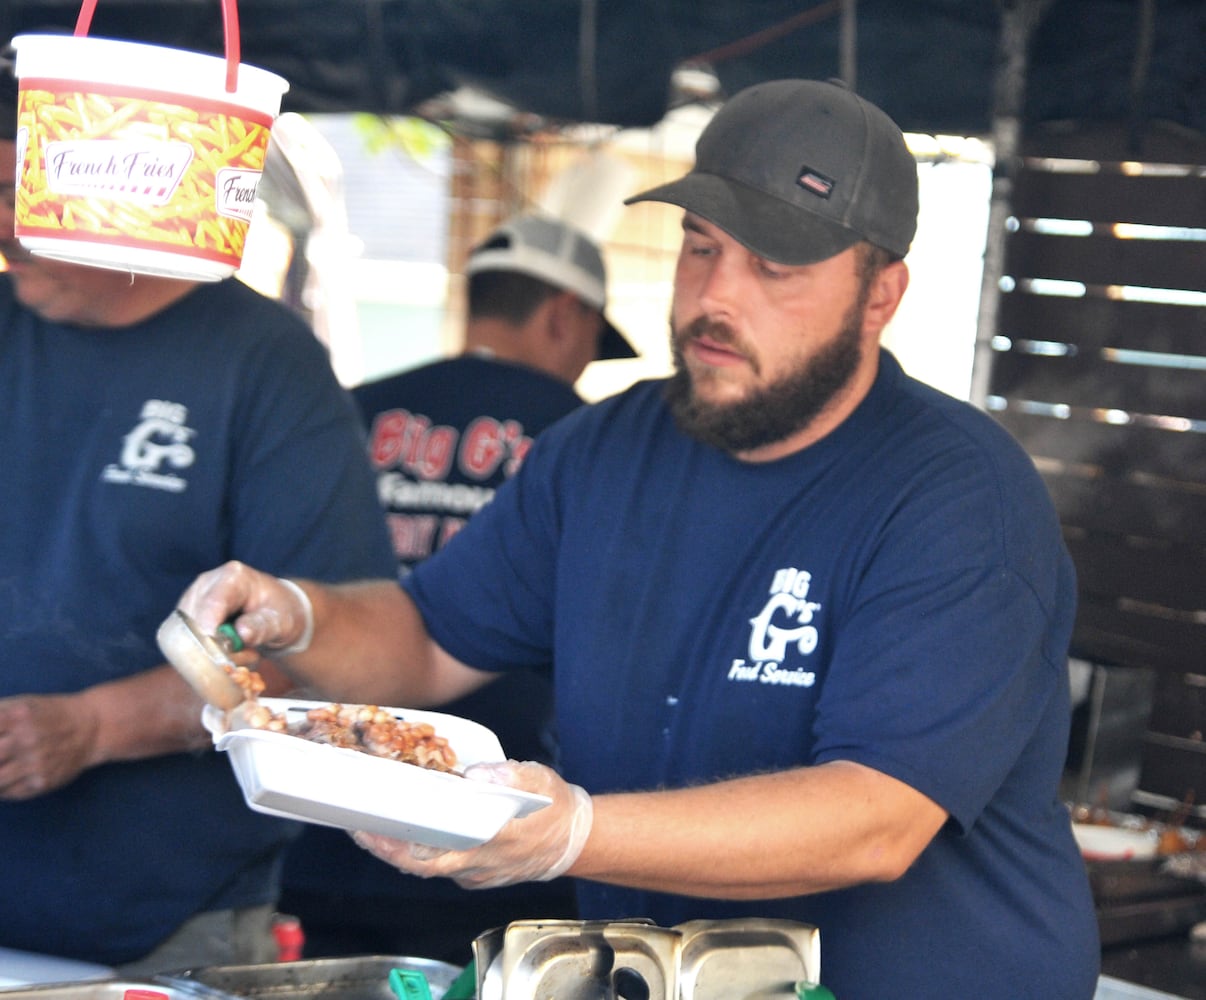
(278, 214, 635, 963)
(0, 54, 395, 972)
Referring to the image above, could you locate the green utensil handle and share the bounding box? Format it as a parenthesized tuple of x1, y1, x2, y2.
(441, 960, 477, 1000)
(388, 969, 433, 1000)
(216, 621, 243, 653)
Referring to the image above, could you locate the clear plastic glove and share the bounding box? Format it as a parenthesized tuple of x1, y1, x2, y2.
(353, 759, 593, 889)
(177, 561, 312, 655)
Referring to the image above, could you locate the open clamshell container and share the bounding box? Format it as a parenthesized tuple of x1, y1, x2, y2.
(204, 697, 550, 849)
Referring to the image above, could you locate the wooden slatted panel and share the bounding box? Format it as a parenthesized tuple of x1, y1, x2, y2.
(1012, 170, 1206, 229)
(1045, 477, 1206, 547)
(989, 347, 1206, 416)
(988, 127, 1206, 671)
(1004, 230, 1205, 291)
(995, 293, 1203, 356)
(987, 123, 1206, 813)
(1148, 670, 1206, 741)
(1063, 535, 1204, 618)
(1074, 598, 1203, 676)
(993, 410, 1205, 477)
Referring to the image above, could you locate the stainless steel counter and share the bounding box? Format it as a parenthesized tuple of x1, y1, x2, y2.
(0, 949, 111, 989)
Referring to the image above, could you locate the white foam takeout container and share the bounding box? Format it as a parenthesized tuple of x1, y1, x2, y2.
(204, 697, 551, 849)
(1071, 822, 1160, 861)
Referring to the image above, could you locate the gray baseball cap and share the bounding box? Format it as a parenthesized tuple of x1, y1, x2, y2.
(625, 79, 919, 265)
(466, 214, 637, 360)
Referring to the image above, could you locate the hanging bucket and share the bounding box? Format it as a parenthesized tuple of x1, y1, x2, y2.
(11, 0, 289, 281)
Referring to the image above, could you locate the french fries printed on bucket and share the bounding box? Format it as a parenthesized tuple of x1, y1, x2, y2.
(15, 83, 272, 272)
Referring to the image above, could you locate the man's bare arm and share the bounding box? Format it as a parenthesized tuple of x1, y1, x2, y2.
(574, 760, 947, 898)
(180, 562, 494, 709)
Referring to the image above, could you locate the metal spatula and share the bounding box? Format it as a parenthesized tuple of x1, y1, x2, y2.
(157, 608, 246, 711)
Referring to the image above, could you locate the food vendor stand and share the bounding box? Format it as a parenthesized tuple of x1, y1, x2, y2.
(1, 1, 1203, 995)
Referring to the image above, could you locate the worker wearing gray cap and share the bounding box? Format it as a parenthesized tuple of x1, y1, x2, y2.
(179, 80, 1098, 998)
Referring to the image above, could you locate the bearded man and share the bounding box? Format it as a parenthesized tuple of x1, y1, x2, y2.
(177, 79, 1100, 998)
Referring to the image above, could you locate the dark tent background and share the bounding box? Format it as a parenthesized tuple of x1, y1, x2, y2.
(3, 0, 1203, 139)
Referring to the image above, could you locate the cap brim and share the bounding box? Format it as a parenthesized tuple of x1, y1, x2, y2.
(625, 172, 860, 266)
(598, 315, 637, 361)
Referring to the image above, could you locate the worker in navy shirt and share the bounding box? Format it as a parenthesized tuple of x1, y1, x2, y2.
(179, 79, 1099, 998)
(0, 71, 395, 970)
(279, 214, 635, 963)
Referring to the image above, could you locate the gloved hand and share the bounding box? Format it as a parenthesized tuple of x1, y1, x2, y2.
(178, 561, 313, 655)
(353, 759, 593, 889)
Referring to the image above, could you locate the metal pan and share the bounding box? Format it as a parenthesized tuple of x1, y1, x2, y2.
(166, 956, 462, 1000)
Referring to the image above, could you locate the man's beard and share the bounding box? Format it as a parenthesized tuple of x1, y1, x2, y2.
(663, 299, 866, 455)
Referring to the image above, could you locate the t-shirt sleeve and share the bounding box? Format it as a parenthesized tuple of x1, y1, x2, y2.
(224, 312, 395, 582)
(403, 420, 573, 672)
(809, 451, 1074, 835)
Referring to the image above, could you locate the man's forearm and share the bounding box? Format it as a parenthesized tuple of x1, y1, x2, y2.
(82, 665, 212, 765)
(573, 761, 948, 899)
(287, 578, 496, 708)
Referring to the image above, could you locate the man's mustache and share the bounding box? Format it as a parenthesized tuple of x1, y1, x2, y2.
(680, 315, 736, 345)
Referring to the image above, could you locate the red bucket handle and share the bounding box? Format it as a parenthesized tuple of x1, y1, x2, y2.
(73, 0, 242, 93)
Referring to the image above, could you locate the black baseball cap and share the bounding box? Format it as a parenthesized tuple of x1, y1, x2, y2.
(625, 79, 919, 265)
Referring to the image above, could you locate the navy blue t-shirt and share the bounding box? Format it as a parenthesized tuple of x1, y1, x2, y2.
(353, 354, 584, 574)
(0, 275, 395, 965)
(405, 350, 1100, 998)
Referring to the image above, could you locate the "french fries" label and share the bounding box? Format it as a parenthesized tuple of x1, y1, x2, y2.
(43, 139, 194, 205)
(214, 167, 261, 223)
(15, 81, 275, 270)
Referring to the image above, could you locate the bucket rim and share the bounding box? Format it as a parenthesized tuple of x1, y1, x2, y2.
(10, 32, 290, 96)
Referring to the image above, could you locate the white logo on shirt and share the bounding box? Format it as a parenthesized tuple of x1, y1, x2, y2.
(101, 399, 195, 492)
(728, 567, 821, 687)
